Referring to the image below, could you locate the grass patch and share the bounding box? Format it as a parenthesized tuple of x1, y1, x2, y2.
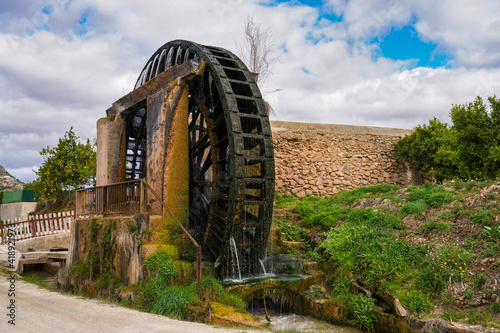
(401, 200, 427, 217)
(276, 220, 309, 242)
(470, 209, 493, 225)
(419, 219, 451, 234)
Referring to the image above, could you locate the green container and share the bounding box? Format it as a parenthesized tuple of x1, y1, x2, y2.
(2, 190, 37, 204)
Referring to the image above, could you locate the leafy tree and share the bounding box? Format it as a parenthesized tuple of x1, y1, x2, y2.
(394, 96, 500, 181)
(394, 118, 457, 181)
(450, 96, 500, 179)
(31, 128, 96, 200)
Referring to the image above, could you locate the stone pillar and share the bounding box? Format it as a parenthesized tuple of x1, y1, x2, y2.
(162, 86, 190, 227)
(96, 114, 126, 186)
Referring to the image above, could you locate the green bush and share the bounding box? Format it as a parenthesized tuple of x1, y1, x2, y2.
(464, 288, 474, 300)
(400, 289, 433, 314)
(197, 276, 224, 301)
(394, 96, 500, 181)
(401, 200, 427, 217)
(493, 302, 500, 313)
(151, 285, 198, 319)
(415, 256, 447, 293)
(143, 250, 178, 282)
(475, 273, 487, 287)
(138, 251, 178, 311)
(276, 221, 309, 241)
(483, 226, 500, 240)
(470, 210, 493, 225)
(194, 277, 246, 310)
(294, 201, 315, 219)
(348, 294, 377, 331)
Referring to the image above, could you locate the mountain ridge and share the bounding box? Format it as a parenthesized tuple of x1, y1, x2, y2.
(0, 164, 24, 191)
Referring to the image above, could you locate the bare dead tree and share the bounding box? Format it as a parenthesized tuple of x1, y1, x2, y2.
(238, 15, 279, 87)
(238, 15, 280, 115)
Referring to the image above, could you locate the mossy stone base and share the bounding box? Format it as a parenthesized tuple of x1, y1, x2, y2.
(141, 244, 179, 261)
(210, 302, 265, 329)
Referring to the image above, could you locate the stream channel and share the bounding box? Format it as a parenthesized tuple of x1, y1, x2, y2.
(252, 309, 362, 332)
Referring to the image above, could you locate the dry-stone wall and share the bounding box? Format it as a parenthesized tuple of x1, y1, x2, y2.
(271, 121, 413, 197)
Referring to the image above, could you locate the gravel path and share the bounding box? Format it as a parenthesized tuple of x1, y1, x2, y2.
(0, 273, 268, 333)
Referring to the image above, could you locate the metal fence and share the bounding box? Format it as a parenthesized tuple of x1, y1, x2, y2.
(76, 180, 144, 217)
(0, 211, 74, 244)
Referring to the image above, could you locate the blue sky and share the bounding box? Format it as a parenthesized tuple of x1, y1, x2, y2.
(0, 0, 499, 182)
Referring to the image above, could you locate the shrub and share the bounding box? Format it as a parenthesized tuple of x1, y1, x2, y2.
(400, 289, 433, 314)
(483, 225, 500, 240)
(464, 288, 474, 300)
(415, 256, 447, 293)
(294, 201, 315, 219)
(493, 302, 500, 313)
(470, 209, 493, 225)
(138, 251, 178, 311)
(276, 221, 309, 241)
(401, 200, 427, 217)
(197, 276, 224, 301)
(143, 250, 178, 282)
(151, 285, 198, 319)
(348, 295, 377, 331)
(475, 273, 487, 287)
(194, 277, 246, 310)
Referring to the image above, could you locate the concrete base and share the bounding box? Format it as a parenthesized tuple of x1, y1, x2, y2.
(0, 202, 38, 221)
(15, 233, 71, 252)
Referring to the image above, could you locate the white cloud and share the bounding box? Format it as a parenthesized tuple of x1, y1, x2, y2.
(0, 0, 500, 183)
(414, 0, 500, 68)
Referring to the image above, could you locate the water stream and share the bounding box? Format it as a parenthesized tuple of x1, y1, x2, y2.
(229, 237, 242, 281)
(252, 310, 362, 333)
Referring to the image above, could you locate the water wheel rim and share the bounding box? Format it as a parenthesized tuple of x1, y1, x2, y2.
(135, 40, 275, 279)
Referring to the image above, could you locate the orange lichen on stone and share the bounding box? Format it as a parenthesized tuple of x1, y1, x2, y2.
(162, 86, 190, 228)
(210, 302, 265, 329)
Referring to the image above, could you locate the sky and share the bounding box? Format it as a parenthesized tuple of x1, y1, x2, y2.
(1, 0, 500, 183)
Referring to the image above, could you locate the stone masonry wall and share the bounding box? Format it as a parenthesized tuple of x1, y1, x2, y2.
(271, 121, 413, 197)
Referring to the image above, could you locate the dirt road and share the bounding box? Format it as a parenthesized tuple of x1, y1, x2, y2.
(0, 273, 267, 333)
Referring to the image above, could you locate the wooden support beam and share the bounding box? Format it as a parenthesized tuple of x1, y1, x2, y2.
(106, 60, 203, 118)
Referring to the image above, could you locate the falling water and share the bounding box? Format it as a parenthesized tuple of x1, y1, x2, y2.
(259, 259, 267, 275)
(230, 237, 242, 281)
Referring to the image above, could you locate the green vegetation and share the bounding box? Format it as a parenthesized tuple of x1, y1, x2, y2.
(274, 181, 500, 329)
(137, 253, 245, 321)
(28, 127, 96, 201)
(394, 95, 500, 181)
(275, 220, 309, 242)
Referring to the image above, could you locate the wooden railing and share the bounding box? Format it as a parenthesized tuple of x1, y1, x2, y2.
(76, 180, 144, 217)
(0, 211, 74, 244)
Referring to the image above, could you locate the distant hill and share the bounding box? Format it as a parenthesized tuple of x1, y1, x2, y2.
(0, 164, 24, 191)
